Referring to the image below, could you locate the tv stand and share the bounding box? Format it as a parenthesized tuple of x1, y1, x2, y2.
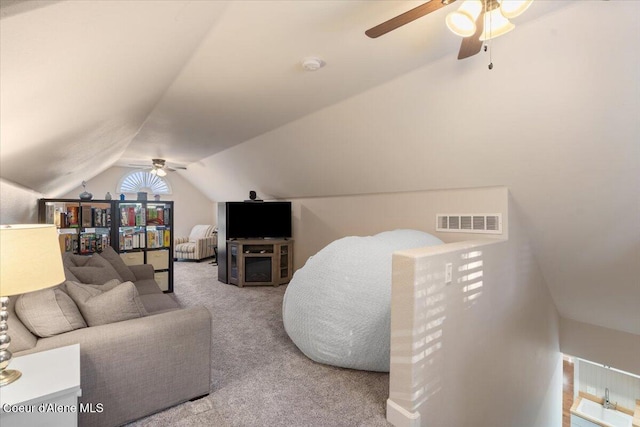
(227, 239, 293, 287)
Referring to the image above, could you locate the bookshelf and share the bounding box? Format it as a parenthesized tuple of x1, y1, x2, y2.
(38, 198, 174, 292)
(39, 199, 112, 255)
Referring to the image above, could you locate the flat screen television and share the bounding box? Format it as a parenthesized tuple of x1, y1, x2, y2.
(226, 201, 292, 239)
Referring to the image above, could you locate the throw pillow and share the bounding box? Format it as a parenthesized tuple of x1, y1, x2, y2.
(15, 286, 87, 338)
(66, 280, 148, 327)
(63, 252, 92, 267)
(98, 246, 137, 282)
(63, 278, 121, 293)
(68, 252, 124, 284)
(7, 296, 37, 352)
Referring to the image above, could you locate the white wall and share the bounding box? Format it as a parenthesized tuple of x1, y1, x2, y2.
(0, 178, 42, 223)
(62, 167, 216, 238)
(388, 196, 561, 427)
(289, 186, 507, 270)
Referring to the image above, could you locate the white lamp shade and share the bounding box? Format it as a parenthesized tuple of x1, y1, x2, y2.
(156, 169, 167, 177)
(479, 8, 516, 41)
(0, 224, 65, 297)
(446, 0, 483, 38)
(499, 0, 533, 19)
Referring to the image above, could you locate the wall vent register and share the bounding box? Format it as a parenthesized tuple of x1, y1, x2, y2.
(436, 213, 502, 234)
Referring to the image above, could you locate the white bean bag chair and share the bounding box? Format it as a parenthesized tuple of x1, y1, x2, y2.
(282, 229, 443, 372)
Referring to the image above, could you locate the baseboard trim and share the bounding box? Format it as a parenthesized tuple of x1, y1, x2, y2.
(386, 399, 420, 427)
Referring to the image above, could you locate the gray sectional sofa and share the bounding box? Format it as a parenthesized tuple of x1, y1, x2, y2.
(7, 246, 212, 427)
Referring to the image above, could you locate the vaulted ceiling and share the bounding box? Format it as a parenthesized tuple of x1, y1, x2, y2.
(2, 0, 569, 195)
(1, 1, 639, 337)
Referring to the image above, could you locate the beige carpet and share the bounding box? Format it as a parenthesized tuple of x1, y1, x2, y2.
(127, 261, 391, 427)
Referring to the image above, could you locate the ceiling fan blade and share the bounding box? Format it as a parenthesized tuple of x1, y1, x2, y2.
(457, 4, 485, 59)
(165, 164, 187, 171)
(365, 0, 457, 39)
(129, 158, 186, 171)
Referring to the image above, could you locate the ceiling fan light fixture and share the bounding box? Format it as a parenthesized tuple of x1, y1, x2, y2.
(155, 168, 167, 177)
(446, 0, 483, 37)
(479, 8, 515, 41)
(498, 0, 533, 19)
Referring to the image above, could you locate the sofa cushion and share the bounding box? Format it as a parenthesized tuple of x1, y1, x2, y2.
(139, 293, 180, 313)
(68, 252, 124, 284)
(66, 280, 148, 326)
(98, 246, 137, 282)
(6, 295, 37, 352)
(134, 278, 164, 296)
(14, 286, 87, 338)
(175, 242, 196, 253)
(189, 225, 216, 242)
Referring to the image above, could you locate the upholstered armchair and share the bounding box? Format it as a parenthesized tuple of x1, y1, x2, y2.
(174, 225, 217, 261)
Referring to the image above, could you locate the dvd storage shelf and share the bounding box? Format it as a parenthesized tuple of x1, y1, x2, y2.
(38, 199, 174, 292)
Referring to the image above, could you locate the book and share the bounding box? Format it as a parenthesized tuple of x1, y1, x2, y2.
(60, 234, 77, 252)
(120, 207, 128, 226)
(56, 211, 68, 228)
(147, 206, 164, 225)
(67, 206, 79, 227)
(45, 204, 55, 224)
(124, 234, 133, 250)
(147, 231, 156, 248)
(128, 206, 135, 226)
(82, 206, 92, 227)
(157, 207, 164, 225)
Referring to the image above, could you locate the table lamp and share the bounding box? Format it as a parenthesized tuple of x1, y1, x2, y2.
(0, 224, 65, 386)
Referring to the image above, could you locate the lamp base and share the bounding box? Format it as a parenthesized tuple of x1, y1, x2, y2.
(0, 295, 21, 386)
(0, 368, 22, 386)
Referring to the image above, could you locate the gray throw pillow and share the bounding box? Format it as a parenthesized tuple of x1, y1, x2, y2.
(64, 267, 80, 282)
(68, 252, 124, 284)
(98, 246, 137, 282)
(63, 278, 121, 293)
(6, 296, 37, 352)
(15, 286, 87, 338)
(63, 252, 92, 267)
(66, 280, 148, 327)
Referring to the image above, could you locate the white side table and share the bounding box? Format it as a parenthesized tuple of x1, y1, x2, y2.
(0, 344, 81, 427)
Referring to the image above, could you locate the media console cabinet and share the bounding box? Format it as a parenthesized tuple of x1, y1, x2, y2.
(227, 239, 293, 287)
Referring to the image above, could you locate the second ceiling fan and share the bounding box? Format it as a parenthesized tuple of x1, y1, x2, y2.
(365, 0, 533, 60)
(129, 158, 187, 177)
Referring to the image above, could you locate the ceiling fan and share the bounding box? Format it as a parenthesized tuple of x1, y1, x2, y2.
(129, 158, 187, 177)
(365, 0, 533, 60)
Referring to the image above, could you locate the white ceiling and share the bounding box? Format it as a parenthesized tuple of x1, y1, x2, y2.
(1, 1, 639, 337)
(1, 0, 569, 193)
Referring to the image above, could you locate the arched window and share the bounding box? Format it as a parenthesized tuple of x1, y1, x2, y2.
(117, 171, 172, 195)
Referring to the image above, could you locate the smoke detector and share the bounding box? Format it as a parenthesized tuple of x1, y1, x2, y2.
(301, 57, 325, 71)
